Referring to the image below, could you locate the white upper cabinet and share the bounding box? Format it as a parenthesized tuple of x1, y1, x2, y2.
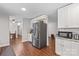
(58, 4, 79, 28)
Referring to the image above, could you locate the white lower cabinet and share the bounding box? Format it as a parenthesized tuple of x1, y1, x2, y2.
(55, 38, 64, 55)
(71, 42, 77, 56)
(72, 42, 79, 56)
(63, 40, 72, 56)
(56, 38, 79, 56)
(56, 44, 63, 55)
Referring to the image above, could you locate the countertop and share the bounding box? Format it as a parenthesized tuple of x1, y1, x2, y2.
(55, 36, 79, 43)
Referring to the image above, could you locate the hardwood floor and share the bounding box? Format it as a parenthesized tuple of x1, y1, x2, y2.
(0, 36, 57, 56)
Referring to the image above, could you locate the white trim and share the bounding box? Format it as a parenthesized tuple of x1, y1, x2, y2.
(0, 43, 10, 47)
(22, 39, 28, 42)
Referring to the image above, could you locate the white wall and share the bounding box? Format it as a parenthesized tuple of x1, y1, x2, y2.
(9, 22, 17, 33)
(48, 10, 58, 37)
(17, 24, 22, 36)
(22, 18, 31, 42)
(48, 21, 57, 37)
(0, 16, 9, 47)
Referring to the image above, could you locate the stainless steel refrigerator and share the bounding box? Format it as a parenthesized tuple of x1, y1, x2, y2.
(32, 21, 47, 49)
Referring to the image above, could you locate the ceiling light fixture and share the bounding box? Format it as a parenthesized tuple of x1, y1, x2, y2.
(12, 21, 15, 23)
(17, 22, 21, 26)
(21, 8, 26, 11)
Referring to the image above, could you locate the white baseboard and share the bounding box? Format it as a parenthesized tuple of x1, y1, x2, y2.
(22, 39, 28, 42)
(22, 39, 32, 43)
(0, 43, 10, 47)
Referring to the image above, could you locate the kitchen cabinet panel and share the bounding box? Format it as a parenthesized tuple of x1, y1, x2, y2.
(72, 42, 79, 56)
(58, 4, 79, 28)
(58, 5, 70, 28)
(55, 38, 64, 55)
(56, 37, 79, 56)
(63, 40, 72, 56)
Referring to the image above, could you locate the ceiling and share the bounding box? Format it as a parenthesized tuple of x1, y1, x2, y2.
(0, 3, 70, 21)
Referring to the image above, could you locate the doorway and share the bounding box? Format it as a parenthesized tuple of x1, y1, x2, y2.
(9, 16, 22, 45)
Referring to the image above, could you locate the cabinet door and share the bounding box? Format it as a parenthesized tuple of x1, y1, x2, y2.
(72, 42, 77, 56)
(58, 4, 79, 28)
(58, 8, 66, 28)
(55, 38, 64, 55)
(70, 4, 79, 28)
(58, 5, 69, 28)
(72, 42, 79, 56)
(67, 4, 79, 28)
(63, 40, 72, 56)
(76, 43, 79, 56)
